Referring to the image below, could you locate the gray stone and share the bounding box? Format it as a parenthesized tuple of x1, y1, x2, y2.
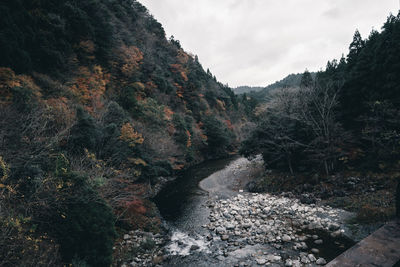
(226, 223, 235, 230)
(256, 258, 266, 265)
(311, 248, 320, 254)
(308, 254, 316, 262)
(316, 258, 327, 265)
(329, 222, 340, 231)
(330, 230, 342, 238)
(314, 239, 323, 245)
(292, 260, 301, 267)
(221, 235, 229, 241)
(285, 259, 293, 266)
(216, 227, 226, 234)
(301, 256, 310, 264)
(282, 234, 291, 242)
(217, 256, 225, 261)
(190, 245, 200, 251)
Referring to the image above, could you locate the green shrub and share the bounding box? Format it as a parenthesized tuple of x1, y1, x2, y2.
(203, 115, 235, 157)
(54, 171, 116, 267)
(68, 107, 99, 154)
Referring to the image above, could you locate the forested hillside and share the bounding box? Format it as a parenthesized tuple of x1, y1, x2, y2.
(243, 12, 400, 173)
(233, 85, 265, 95)
(242, 12, 400, 223)
(0, 0, 253, 266)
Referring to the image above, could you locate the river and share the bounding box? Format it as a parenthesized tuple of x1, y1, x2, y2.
(154, 156, 354, 266)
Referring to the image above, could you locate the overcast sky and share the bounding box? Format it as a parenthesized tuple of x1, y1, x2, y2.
(139, 0, 399, 87)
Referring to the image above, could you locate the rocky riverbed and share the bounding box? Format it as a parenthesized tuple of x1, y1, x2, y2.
(118, 157, 356, 266)
(200, 193, 353, 266)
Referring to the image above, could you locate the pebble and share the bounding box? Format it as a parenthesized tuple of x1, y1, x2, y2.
(311, 248, 320, 254)
(221, 235, 229, 241)
(314, 239, 323, 245)
(282, 234, 291, 242)
(256, 258, 266, 265)
(285, 259, 293, 266)
(308, 254, 317, 262)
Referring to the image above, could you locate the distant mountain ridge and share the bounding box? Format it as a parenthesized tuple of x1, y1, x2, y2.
(234, 86, 265, 94)
(264, 72, 316, 91)
(234, 72, 316, 96)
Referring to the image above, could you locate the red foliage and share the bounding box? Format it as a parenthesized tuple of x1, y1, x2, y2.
(225, 120, 234, 130)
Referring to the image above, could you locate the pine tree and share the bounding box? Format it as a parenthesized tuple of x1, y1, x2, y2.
(300, 69, 313, 88)
(347, 30, 364, 66)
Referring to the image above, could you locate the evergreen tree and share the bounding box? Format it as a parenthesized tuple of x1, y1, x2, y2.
(300, 69, 313, 88)
(347, 30, 364, 66)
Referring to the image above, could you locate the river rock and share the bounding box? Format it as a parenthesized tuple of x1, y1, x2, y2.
(285, 259, 293, 266)
(221, 235, 229, 241)
(216, 227, 226, 234)
(308, 254, 316, 262)
(311, 248, 320, 254)
(256, 258, 266, 265)
(316, 258, 327, 265)
(202, 183, 350, 267)
(329, 222, 340, 231)
(314, 239, 323, 245)
(292, 260, 301, 267)
(301, 255, 310, 264)
(226, 223, 235, 230)
(190, 245, 200, 251)
(282, 234, 291, 242)
(266, 255, 281, 262)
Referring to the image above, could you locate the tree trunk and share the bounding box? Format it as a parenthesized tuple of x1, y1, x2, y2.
(288, 157, 294, 175)
(324, 160, 329, 176)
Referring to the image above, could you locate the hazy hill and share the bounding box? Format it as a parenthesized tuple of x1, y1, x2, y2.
(234, 85, 265, 95)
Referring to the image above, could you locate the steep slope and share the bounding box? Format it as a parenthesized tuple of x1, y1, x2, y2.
(0, 0, 253, 266)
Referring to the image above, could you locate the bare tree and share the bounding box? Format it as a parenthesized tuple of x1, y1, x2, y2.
(250, 81, 348, 175)
(297, 80, 347, 174)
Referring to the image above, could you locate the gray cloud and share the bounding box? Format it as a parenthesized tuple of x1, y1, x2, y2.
(139, 0, 398, 87)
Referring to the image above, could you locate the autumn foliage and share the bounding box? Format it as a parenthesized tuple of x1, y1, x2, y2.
(0, 0, 246, 265)
(119, 123, 144, 147)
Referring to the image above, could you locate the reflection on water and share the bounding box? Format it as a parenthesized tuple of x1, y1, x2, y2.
(154, 157, 234, 232)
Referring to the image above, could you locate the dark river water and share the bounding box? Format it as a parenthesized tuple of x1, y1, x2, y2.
(154, 157, 234, 232)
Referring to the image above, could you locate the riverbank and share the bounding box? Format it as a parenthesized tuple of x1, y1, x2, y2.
(201, 193, 354, 266)
(114, 156, 387, 266)
(247, 169, 398, 241)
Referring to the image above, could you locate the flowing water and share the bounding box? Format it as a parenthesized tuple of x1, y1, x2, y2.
(154, 156, 267, 266)
(154, 156, 354, 266)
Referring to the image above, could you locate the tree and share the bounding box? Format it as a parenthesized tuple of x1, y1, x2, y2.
(68, 107, 99, 154)
(298, 81, 347, 174)
(242, 81, 347, 175)
(51, 170, 116, 267)
(203, 115, 235, 157)
(241, 88, 310, 174)
(300, 69, 313, 88)
(347, 30, 364, 66)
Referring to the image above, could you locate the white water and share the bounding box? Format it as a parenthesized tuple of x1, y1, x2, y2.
(167, 230, 211, 256)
